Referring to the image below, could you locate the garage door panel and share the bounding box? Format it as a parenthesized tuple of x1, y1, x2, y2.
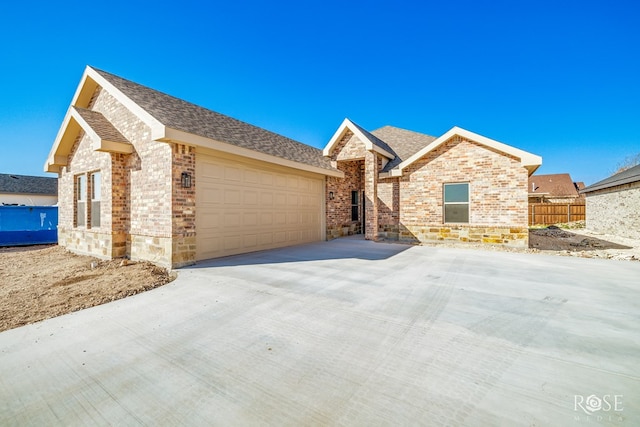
(274, 193, 286, 206)
(243, 213, 258, 226)
(260, 213, 273, 225)
(224, 166, 242, 182)
(274, 231, 287, 243)
(224, 235, 242, 250)
(201, 162, 224, 179)
(244, 191, 258, 205)
(196, 152, 324, 260)
(244, 169, 259, 184)
(224, 212, 241, 227)
(274, 212, 287, 225)
(201, 186, 223, 204)
(258, 233, 273, 246)
(224, 189, 241, 205)
(243, 234, 257, 248)
(200, 212, 221, 229)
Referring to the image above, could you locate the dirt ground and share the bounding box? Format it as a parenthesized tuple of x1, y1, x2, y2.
(0, 245, 175, 332)
(528, 225, 640, 261)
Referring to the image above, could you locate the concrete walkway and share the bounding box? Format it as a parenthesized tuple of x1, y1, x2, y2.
(1, 237, 639, 426)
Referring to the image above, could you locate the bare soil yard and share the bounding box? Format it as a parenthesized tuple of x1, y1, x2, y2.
(0, 245, 175, 332)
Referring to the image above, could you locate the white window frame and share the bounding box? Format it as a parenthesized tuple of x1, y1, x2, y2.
(76, 174, 86, 227)
(443, 182, 470, 224)
(90, 172, 101, 228)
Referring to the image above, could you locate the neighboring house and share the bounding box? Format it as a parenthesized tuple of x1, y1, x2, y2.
(45, 66, 541, 268)
(0, 173, 57, 206)
(580, 164, 640, 240)
(528, 173, 584, 203)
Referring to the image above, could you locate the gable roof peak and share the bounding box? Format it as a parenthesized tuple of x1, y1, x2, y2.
(322, 118, 396, 159)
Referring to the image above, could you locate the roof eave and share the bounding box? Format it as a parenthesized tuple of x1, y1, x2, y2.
(70, 108, 133, 154)
(322, 118, 352, 157)
(581, 176, 640, 193)
(394, 126, 542, 176)
(162, 127, 344, 178)
(44, 109, 79, 173)
(82, 66, 166, 138)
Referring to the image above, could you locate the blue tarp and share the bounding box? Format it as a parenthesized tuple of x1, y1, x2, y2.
(0, 206, 58, 246)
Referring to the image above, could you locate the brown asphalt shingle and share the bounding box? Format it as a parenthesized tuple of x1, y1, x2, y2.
(91, 67, 336, 172)
(371, 126, 437, 172)
(73, 107, 129, 143)
(528, 173, 580, 197)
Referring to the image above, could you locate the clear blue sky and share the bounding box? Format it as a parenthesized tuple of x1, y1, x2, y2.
(1, 0, 638, 185)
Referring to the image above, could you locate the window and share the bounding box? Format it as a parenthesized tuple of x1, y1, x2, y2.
(90, 172, 101, 228)
(443, 183, 469, 223)
(76, 175, 86, 227)
(351, 190, 359, 221)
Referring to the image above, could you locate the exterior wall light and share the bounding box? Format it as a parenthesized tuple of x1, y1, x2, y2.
(329, 191, 334, 200)
(181, 172, 192, 188)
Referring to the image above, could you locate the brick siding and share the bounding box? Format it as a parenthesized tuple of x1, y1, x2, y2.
(398, 136, 529, 247)
(58, 87, 191, 267)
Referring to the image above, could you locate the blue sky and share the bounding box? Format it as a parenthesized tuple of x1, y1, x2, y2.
(1, 0, 638, 185)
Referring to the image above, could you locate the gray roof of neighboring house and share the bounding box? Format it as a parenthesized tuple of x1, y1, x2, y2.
(581, 164, 640, 193)
(0, 173, 57, 195)
(74, 107, 129, 143)
(371, 126, 438, 172)
(92, 67, 336, 172)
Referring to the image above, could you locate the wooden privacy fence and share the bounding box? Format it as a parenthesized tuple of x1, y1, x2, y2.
(529, 203, 585, 226)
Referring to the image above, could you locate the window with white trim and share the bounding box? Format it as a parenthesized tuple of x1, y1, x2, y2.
(443, 183, 469, 223)
(90, 172, 101, 228)
(76, 174, 86, 227)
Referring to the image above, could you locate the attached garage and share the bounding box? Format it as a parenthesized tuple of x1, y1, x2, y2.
(46, 66, 342, 268)
(196, 149, 326, 260)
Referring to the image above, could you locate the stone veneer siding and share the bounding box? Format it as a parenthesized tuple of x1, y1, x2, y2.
(585, 181, 640, 240)
(58, 87, 193, 268)
(398, 136, 529, 247)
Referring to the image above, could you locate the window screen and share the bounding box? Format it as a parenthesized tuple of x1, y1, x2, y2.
(443, 183, 469, 223)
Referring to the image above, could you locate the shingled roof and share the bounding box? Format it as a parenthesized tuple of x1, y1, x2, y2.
(581, 164, 640, 193)
(528, 173, 581, 197)
(73, 107, 129, 143)
(91, 67, 335, 172)
(371, 126, 437, 172)
(0, 173, 57, 195)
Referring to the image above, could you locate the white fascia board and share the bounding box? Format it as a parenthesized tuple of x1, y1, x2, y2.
(322, 118, 352, 157)
(44, 108, 74, 172)
(323, 118, 394, 159)
(83, 66, 166, 139)
(162, 128, 344, 178)
(396, 126, 542, 175)
(371, 144, 395, 159)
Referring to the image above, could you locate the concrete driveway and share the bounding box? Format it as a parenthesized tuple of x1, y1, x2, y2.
(1, 237, 639, 426)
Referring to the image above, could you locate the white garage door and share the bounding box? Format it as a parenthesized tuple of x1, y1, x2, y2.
(196, 150, 325, 260)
